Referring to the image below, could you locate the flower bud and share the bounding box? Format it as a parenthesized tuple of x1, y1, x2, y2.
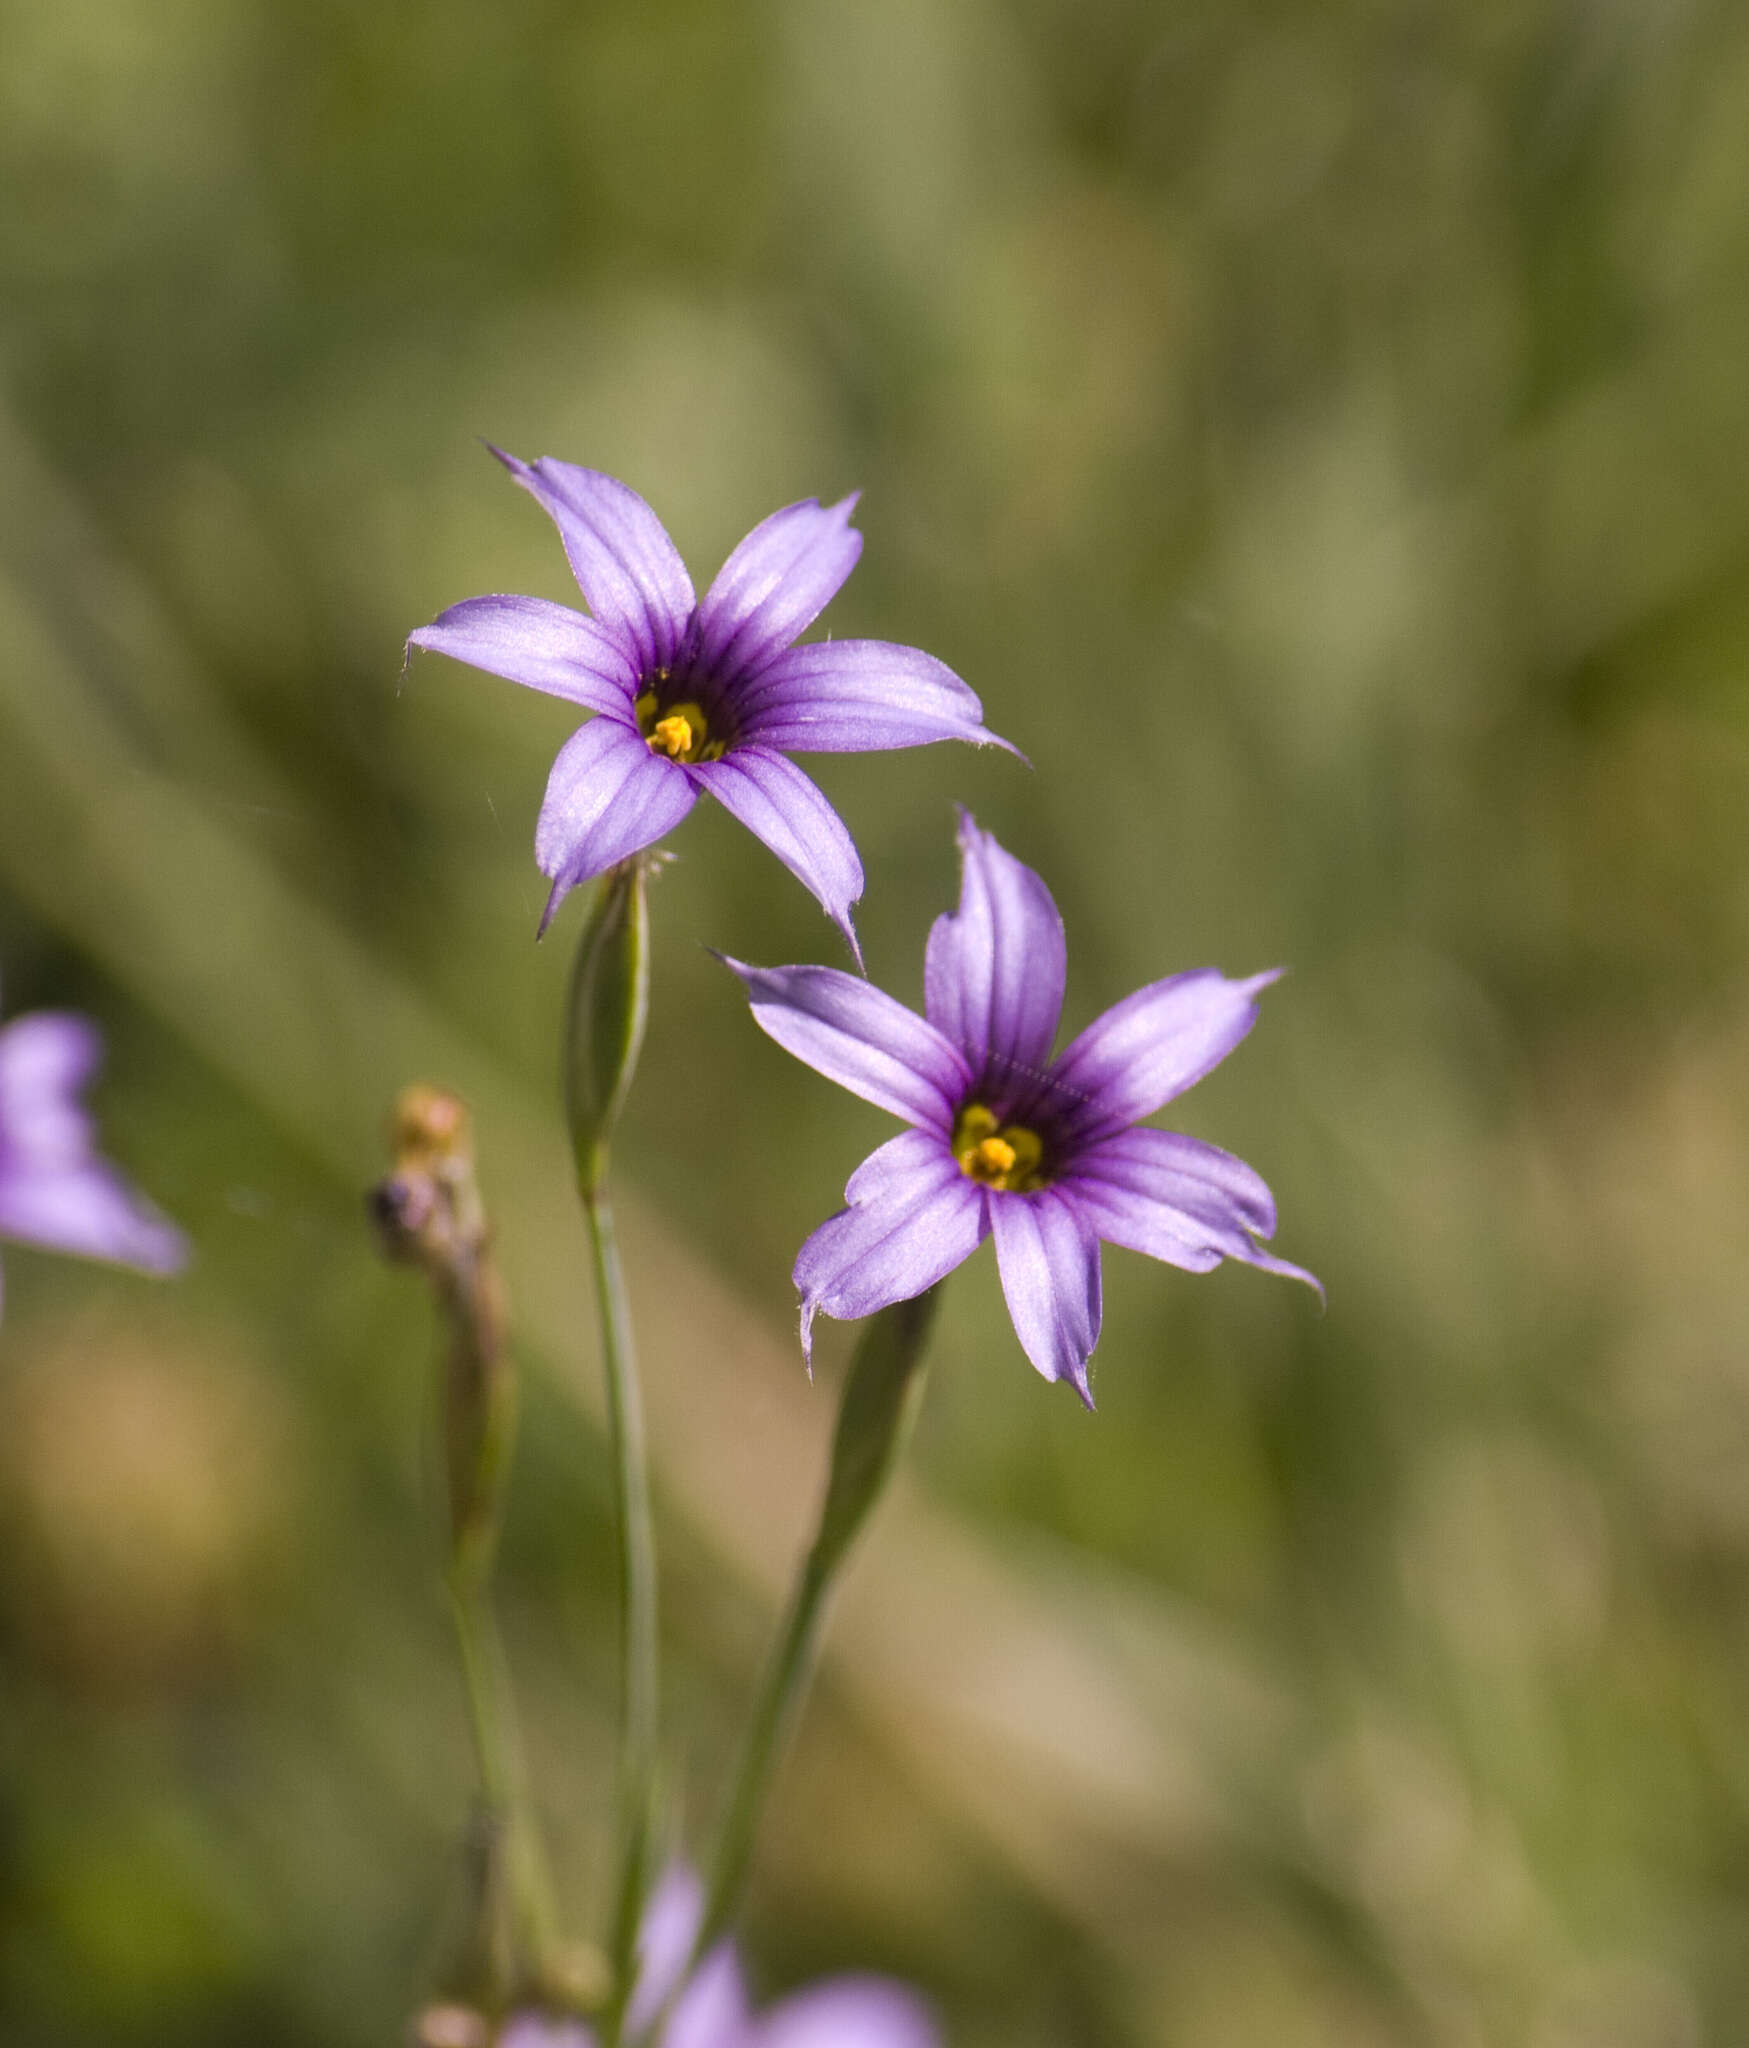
(368, 1086, 511, 1558)
(562, 859, 651, 1198)
(811, 1286, 940, 1576)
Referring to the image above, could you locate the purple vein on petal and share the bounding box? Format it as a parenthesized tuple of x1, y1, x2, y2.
(721, 959, 970, 1129)
(734, 640, 1015, 756)
(925, 810, 1066, 1094)
(695, 495, 862, 684)
(533, 716, 696, 933)
(689, 748, 866, 965)
(489, 448, 695, 671)
(407, 594, 641, 713)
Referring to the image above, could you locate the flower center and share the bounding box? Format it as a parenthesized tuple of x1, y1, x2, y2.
(951, 1102, 1047, 1192)
(636, 677, 727, 763)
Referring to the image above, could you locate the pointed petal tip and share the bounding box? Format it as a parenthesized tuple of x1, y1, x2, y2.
(536, 877, 570, 941)
(707, 948, 765, 995)
(1245, 1237, 1323, 1304)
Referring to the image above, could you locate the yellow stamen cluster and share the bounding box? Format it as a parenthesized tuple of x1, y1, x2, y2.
(651, 713, 694, 758)
(951, 1103, 1047, 1192)
(635, 682, 726, 764)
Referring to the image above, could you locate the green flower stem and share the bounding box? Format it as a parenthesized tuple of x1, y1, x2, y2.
(448, 1550, 554, 1990)
(581, 1184, 660, 2038)
(371, 1085, 556, 2004)
(562, 863, 659, 2037)
(442, 1228, 555, 1995)
(698, 1285, 941, 1958)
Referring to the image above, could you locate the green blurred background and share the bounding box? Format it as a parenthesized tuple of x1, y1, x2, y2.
(3, 0, 1749, 2041)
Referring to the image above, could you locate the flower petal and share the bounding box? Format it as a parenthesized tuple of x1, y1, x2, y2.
(842, 1124, 949, 1205)
(690, 748, 864, 963)
(624, 1865, 705, 2040)
(989, 1190, 1102, 1406)
(406, 595, 640, 714)
(534, 716, 696, 933)
(721, 962, 971, 1131)
(497, 2017, 597, 2048)
(490, 449, 696, 671)
(734, 639, 1015, 755)
(0, 1157, 188, 1273)
(794, 1154, 985, 1366)
(758, 1978, 942, 2048)
(1068, 1127, 1277, 1236)
(695, 495, 861, 684)
(664, 1943, 754, 2048)
(0, 1012, 101, 1167)
(1046, 969, 1282, 1141)
(1062, 1129, 1322, 1295)
(924, 812, 1066, 1102)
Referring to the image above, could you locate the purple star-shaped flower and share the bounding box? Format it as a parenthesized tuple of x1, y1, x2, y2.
(497, 1864, 938, 2048)
(408, 452, 1010, 956)
(725, 813, 1318, 1405)
(0, 993, 187, 1322)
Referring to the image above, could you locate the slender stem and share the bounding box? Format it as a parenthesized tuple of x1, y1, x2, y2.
(697, 1287, 940, 1961)
(448, 1560, 554, 1983)
(582, 1185, 660, 2037)
(699, 1551, 830, 1956)
(372, 1085, 556, 2008)
(444, 1239, 555, 1991)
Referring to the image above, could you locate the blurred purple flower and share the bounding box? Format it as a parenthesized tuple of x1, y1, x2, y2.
(497, 1865, 937, 2048)
(408, 452, 1011, 958)
(726, 812, 1318, 1404)
(0, 994, 187, 1321)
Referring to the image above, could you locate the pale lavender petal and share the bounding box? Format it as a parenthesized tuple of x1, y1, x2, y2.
(843, 1125, 951, 1205)
(1236, 1243, 1323, 1292)
(534, 716, 697, 933)
(756, 1978, 940, 2048)
(1061, 1131, 1322, 1295)
(0, 1158, 188, 1273)
(624, 1865, 705, 2039)
(498, 2017, 596, 2048)
(794, 1162, 985, 1366)
(407, 595, 640, 714)
(664, 1942, 754, 2048)
(722, 961, 970, 1131)
(923, 811, 1065, 1100)
(1067, 1128, 1276, 1236)
(0, 1012, 101, 1165)
(696, 496, 861, 684)
(691, 749, 864, 963)
(734, 641, 1014, 756)
(1047, 970, 1282, 1142)
(491, 449, 696, 672)
(989, 1190, 1102, 1406)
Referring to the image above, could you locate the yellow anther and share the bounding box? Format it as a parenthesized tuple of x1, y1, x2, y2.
(972, 1136, 1017, 1178)
(650, 713, 694, 759)
(951, 1101, 1047, 1192)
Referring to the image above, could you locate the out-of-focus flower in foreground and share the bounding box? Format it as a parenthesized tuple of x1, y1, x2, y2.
(408, 451, 1011, 958)
(495, 1865, 937, 2048)
(0, 993, 186, 1320)
(726, 812, 1318, 1404)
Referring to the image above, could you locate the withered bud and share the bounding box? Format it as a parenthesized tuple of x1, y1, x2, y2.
(369, 1086, 486, 1275)
(409, 2003, 490, 2048)
(368, 1083, 510, 1555)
